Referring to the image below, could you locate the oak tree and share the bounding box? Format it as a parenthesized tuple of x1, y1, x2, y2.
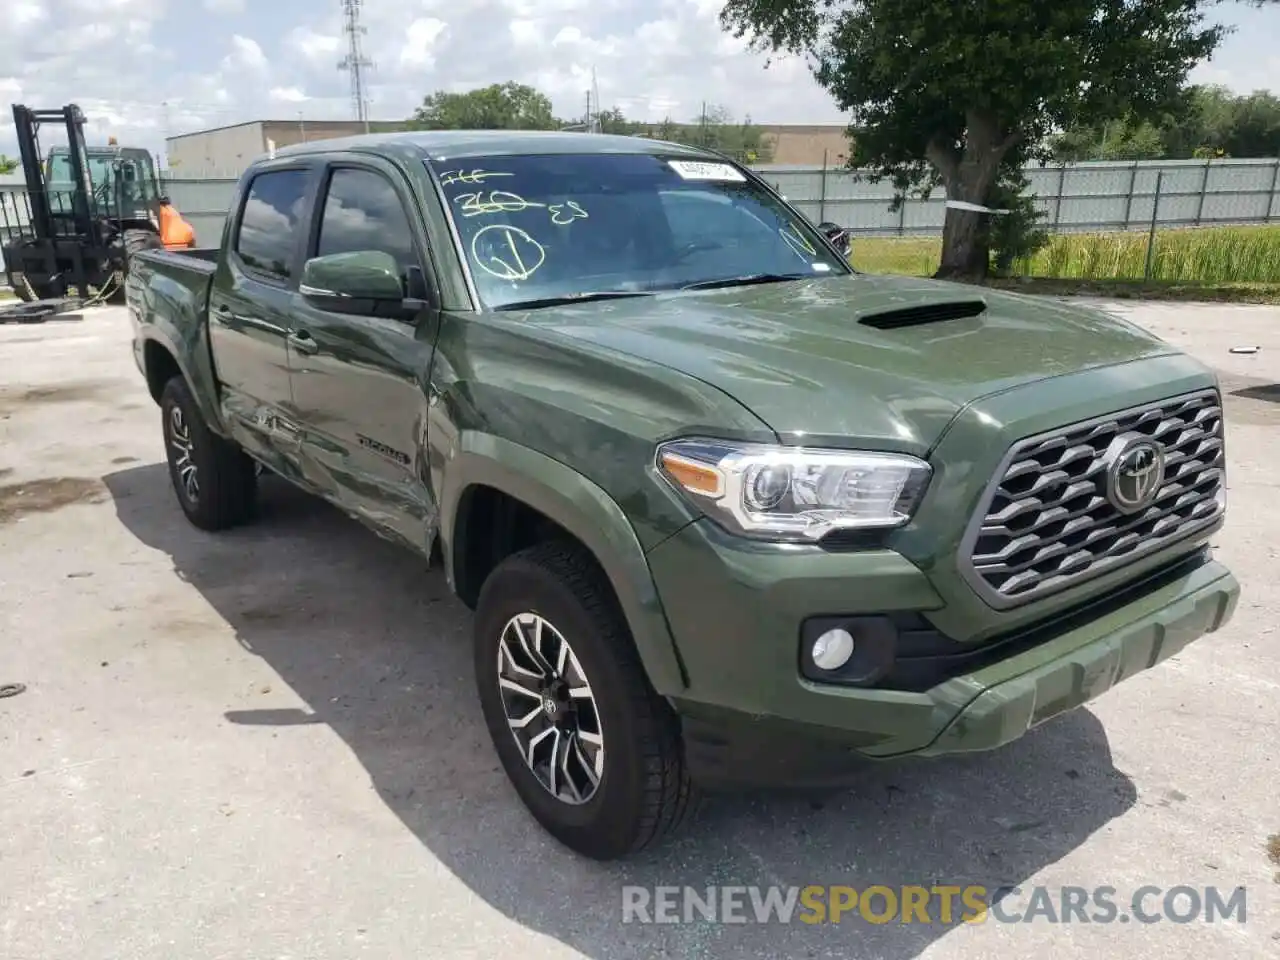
(719, 0, 1268, 278)
(409, 82, 560, 131)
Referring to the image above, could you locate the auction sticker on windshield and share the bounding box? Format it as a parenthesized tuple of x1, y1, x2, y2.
(667, 160, 746, 182)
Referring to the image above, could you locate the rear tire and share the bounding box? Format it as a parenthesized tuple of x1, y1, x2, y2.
(124, 228, 163, 259)
(109, 229, 163, 304)
(159, 375, 258, 531)
(473, 541, 699, 860)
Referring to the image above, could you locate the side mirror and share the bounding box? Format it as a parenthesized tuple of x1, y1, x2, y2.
(817, 221, 852, 258)
(300, 250, 418, 316)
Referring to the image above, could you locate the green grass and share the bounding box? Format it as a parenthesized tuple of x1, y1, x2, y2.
(851, 236, 942, 278)
(1032, 225, 1280, 283)
(851, 224, 1280, 303)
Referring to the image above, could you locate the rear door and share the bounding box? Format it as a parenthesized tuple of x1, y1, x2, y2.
(286, 157, 442, 553)
(208, 160, 321, 469)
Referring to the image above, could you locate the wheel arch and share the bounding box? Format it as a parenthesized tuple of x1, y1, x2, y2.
(138, 330, 227, 437)
(440, 432, 688, 698)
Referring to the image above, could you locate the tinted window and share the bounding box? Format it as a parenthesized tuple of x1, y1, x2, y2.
(316, 168, 419, 272)
(429, 153, 847, 309)
(235, 169, 310, 279)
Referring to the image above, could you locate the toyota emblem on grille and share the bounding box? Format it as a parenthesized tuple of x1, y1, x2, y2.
(1104, 433, 1165, 514)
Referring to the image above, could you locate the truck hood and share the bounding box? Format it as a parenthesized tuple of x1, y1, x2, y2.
(515, 274, 1178, 453)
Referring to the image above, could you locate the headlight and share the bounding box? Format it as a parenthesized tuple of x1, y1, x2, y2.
(656, 438, 932, 542)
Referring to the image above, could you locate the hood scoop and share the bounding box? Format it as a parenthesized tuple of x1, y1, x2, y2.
(859, 298, 987, 330)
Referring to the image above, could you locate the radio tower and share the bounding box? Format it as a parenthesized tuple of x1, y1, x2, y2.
(338, 0, 374, 132)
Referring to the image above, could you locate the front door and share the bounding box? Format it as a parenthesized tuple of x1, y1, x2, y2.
(207, 161, 318, 472)
(286, 159, 441, 554)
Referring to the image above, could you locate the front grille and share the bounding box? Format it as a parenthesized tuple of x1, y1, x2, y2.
(961, 389, 1225, 608)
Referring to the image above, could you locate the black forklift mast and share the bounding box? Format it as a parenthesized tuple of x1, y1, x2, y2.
(12, 103, 102, 249)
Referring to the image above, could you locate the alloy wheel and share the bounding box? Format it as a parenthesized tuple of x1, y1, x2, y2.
(168, 404, 199, 503)
(497, 612, 605, 804)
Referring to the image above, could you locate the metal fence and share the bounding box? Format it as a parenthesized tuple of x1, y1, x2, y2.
(760, 157, 1280, 236)
(160, 176, 238, 248)
(150, 157, 1280, 249)
(4, 157, 1279, 272)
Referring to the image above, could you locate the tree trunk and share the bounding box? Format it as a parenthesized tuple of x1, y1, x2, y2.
(927, 112, 1018, 282)
(935, 201, 990, 280)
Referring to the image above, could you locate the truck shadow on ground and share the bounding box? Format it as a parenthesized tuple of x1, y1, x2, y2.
(103, 464, 1138, 960)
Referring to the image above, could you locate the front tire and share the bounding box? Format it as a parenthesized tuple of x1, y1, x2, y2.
(474, 541, 699, 860)
(9, 272, 61, 302)
(159, 375, 257, 531)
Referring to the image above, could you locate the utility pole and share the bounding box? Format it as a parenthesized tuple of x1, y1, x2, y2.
(338, 0, 375, 132)
(161, 100, 171, 172)
(591, 66, 601, 133)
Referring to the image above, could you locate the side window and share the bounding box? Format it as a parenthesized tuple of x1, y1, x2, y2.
(234, 169, 310, 280)
(315, 168, 420, 274)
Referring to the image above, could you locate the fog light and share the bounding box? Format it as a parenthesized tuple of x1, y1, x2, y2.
(811, 628, 855, 670)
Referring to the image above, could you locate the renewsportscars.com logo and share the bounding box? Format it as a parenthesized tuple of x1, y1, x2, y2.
(620, 884, 1249, 926)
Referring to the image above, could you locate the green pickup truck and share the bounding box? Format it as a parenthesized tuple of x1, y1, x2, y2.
(125, 130, 1239, 861)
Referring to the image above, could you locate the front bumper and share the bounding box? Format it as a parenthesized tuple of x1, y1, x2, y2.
(648, 521, 1238, 789)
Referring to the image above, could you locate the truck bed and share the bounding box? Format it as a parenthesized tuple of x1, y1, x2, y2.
(164, 247, 220, 263)
(129, 247, 217, 327)
(140, 247, 219, 269)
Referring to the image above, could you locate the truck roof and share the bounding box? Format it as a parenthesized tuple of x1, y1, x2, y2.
(47, 144, 152, 157)
(271, 129, 718, 163)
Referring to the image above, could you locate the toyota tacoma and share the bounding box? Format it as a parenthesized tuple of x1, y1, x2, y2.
(124, 130, 1239, 860)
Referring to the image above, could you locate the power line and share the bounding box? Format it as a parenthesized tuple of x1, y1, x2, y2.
(337, 0, 375, 133)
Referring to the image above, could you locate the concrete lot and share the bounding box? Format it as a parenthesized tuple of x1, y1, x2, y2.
(1, 302, 1277, 959)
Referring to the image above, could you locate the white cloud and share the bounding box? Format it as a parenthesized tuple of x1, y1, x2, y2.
(1190, 55, 1280, 96)
(269, 87, 309, 103)
(13, 1, 46, 27)
(225, 35, 268, 72)
(509, 20, 541, 46)
(0, 0, 1273, 168)
(636, 20, 681, 48)
(400, 18, 448, 69)
(66, 0, 163, 12)
(287, 25, 342, 64)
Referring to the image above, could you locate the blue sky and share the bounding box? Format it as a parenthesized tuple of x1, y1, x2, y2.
(1, 0, 1277, 160)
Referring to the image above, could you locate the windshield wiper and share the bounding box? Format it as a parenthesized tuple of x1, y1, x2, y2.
(493, 291, 654, 311)
(680, 273, 813, 291)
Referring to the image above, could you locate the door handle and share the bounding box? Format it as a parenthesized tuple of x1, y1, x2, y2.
(288, 331, 319, 355)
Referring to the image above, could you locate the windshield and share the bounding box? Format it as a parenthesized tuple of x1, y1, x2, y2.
(429, 152, 849, 309)
(47, 154, 113, 189)
(46, 150, 156, 211)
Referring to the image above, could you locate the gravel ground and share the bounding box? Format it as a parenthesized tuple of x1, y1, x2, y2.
(1, 302, 1277, 960)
